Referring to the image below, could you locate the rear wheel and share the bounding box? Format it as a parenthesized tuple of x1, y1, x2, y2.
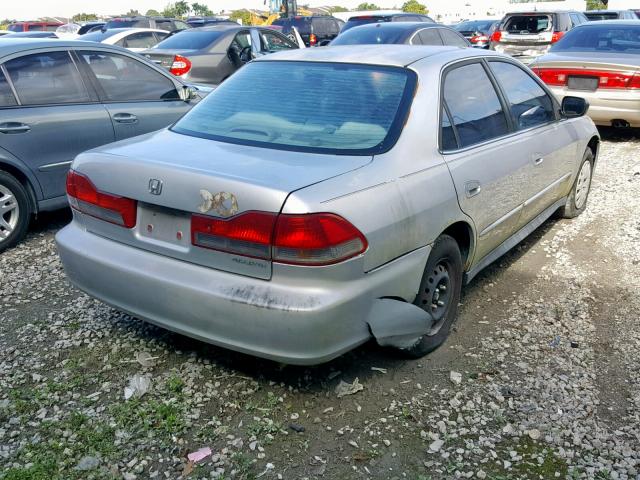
(560, 149, 594, 219)
(0, 171, 31, 252)
(402, 234, 463, 358)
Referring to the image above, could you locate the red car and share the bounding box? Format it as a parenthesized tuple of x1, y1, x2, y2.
(8, 21, 62, 32)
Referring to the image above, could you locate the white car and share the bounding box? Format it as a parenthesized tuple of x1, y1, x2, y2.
(79, 28, 171, 52)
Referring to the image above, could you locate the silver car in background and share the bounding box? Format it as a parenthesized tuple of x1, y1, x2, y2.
(531, 20, 640, 128)
(56, 46, 599, 365)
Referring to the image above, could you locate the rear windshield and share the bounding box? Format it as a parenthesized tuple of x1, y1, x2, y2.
(8, 24, 23, 32)
(342, 17, 389, 32)
(80, 30, 120, 42)
(153, 30, 225, 50)
(504, 15, 551, 34)
(584, 12, 620, 21)
(552, 24, 640, 53)
(455, 20, 495, 32)
(105, 19, 148, 29)
(331, 25, 410, 45)
(172, 61, 416, 155)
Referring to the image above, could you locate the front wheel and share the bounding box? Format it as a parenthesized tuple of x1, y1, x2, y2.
(402, 234, 463, 358)
(0, 171, 31, 252)
(560, 149, 594, 219)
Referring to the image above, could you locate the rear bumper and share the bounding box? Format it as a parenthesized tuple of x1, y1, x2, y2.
(56, 222, 429, 365)
(548, 86, 640, 127)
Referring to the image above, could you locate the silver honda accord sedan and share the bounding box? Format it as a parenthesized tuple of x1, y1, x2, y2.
(56, 45, 600, 365)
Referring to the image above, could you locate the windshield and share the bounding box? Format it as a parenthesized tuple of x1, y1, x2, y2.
(105, 19, 146, 29)
(8, 24, 23, 32)
(552, 24, 640, 53)
(80, 30, 121, 42)
(332, 25, 410, 45)
(455, 20, 495, 32)
(172, 61, 415, 155)
(504, 15, 551, 34)
(153, 30, 225, 50)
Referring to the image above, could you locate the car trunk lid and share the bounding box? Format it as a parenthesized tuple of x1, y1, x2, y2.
(70, 129, 372, 279)
(143, 49, 197, 69)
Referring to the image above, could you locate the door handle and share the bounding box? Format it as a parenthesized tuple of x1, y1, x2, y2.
(0, 122, 30, 134)
(465, 181, 482, 198)
(113, 113, 138, 124)
(534, 157, 544, 166)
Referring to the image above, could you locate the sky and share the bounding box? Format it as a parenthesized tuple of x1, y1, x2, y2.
(2, 0, 402, 20)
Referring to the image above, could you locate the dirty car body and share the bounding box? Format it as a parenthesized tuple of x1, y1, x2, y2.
(56, 46, 599, 364)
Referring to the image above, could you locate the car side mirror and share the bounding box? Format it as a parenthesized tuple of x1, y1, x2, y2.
(179, 85, 198, 102)
(561, 96, 589, 118)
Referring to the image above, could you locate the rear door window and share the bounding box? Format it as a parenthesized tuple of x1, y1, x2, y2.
(417, 28, 443, 45)
(123, 31, 158, 49)
(4, 51, 91, 105)
(0, 71, 18, 107)
(27, 24, 43, 31)
(259, 30, 297, 52)
(439, 28, 468, 47)
(79, 51, 178, 102)
(154, 30, 224, 50)
(489, 61, 555, 130)
(442, 62, 509, 149)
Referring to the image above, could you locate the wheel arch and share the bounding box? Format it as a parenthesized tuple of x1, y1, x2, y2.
(586, 135, 599, 164)
(0, 159, 39, 214)
(440, 220, 475, 271)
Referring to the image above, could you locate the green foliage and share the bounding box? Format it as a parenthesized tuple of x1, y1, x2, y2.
(192, 2, 214, 16)
(146, 9, 161, 16)
(71, 13, 98, 22)
(125, 9, 140, 16)
(586, 0, 607, 9)
(357, 3, 379, 10)
(329, 6, 349, 12)
(402, 0, 428, 14)
(174, 1, 191, 17)
(229, 9, 253, 25)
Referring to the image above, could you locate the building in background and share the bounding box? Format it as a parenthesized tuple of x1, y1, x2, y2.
(409, 0, 587, 23)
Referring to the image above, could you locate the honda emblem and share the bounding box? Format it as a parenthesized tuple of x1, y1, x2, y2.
(148, 179, 163, 195)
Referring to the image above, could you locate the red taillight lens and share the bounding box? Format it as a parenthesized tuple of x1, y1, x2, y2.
(273, 213, 368, 266)
(490, 30, 502, 42)
(191, 211, 368, 266)
(533, 67, 640, 89)
(551, 31, 564, 43)
(470, 35, 488, 44)
(170, 54, 192, 76)
(191, 211, 277, 260)
(309, 33, 317, 46)
(66, 170, 137, 228)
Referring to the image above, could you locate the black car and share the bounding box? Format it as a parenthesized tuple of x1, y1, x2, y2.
(142, 25, 299, 86)
(583, 10, 639, 21)
(186, 17, 238, 27)
(331, 22, 469, 47)
(104, 16, 190, 32)
(272, 15, 344, 46)
(454, 19, 499, 48)
(341, 13, 434, 33)
(77, 22, 106, 35)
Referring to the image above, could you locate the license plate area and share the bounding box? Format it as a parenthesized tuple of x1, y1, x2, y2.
(138, 203, 191, 248)
(568, 76, 598, 91)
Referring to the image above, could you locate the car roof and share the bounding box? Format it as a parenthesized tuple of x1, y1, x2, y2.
(98, 28, 168, 34)
(0, 39, 136, 57)
(585, 10, 631, 13)
(258, 44, 497, 67)
(184, 24, 242, 32)
(577, 19, 640, 25)
(344, 22, 442, 32)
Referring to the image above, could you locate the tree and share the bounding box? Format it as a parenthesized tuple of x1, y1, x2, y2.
(125, 9, 140, 16)
(401, 0, 427, 14)
(357, 3, 379, 10)
(229, 9, 252, 25)
(192, 2, 213, 16)
(329, 6, 349, 12)
(586, 0, 606, 9)
(173, 1, 191, 17)
(72, 13, 98, 22)
(146, 9, 161, 16)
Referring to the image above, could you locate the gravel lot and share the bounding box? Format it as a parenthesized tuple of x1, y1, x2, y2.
(1, 130, 639, 480)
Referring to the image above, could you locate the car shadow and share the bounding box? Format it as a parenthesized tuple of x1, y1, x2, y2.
(597, 126, 640, 143)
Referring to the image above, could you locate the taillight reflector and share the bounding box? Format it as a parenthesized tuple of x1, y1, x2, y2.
(170, 54, 192, 76)
(191, 211, 368, 266)
(470, 35, 489, 44)
(66, 170, 137, 228)
(490, 30, 502, 42)
(532, 67, 640, 89)
(551, 31, 564, 43)
(309, 33, 317, 46)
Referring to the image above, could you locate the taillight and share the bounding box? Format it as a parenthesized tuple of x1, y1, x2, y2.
(170, 54, 192, 76)
(191, 211, 368, 266)
(533, 67, 640, 89)
(490, 30, 502, 42)
(309, 33, 317, 46)
(66, 170, 137, 228)
(551, 31, 564, 43)
(273, 213, 368, 266)
(470, 35, 489, 44)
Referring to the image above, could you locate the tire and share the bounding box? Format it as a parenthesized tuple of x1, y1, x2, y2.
(560, 149, 594, 219)
(0, 171, 31, 252)
(402, 234, 463, 358)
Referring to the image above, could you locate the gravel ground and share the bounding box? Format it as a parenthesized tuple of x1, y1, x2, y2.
(1, 131, 639, 480)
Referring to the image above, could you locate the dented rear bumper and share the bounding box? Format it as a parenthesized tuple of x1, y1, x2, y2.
(56, 222, 431, 365)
